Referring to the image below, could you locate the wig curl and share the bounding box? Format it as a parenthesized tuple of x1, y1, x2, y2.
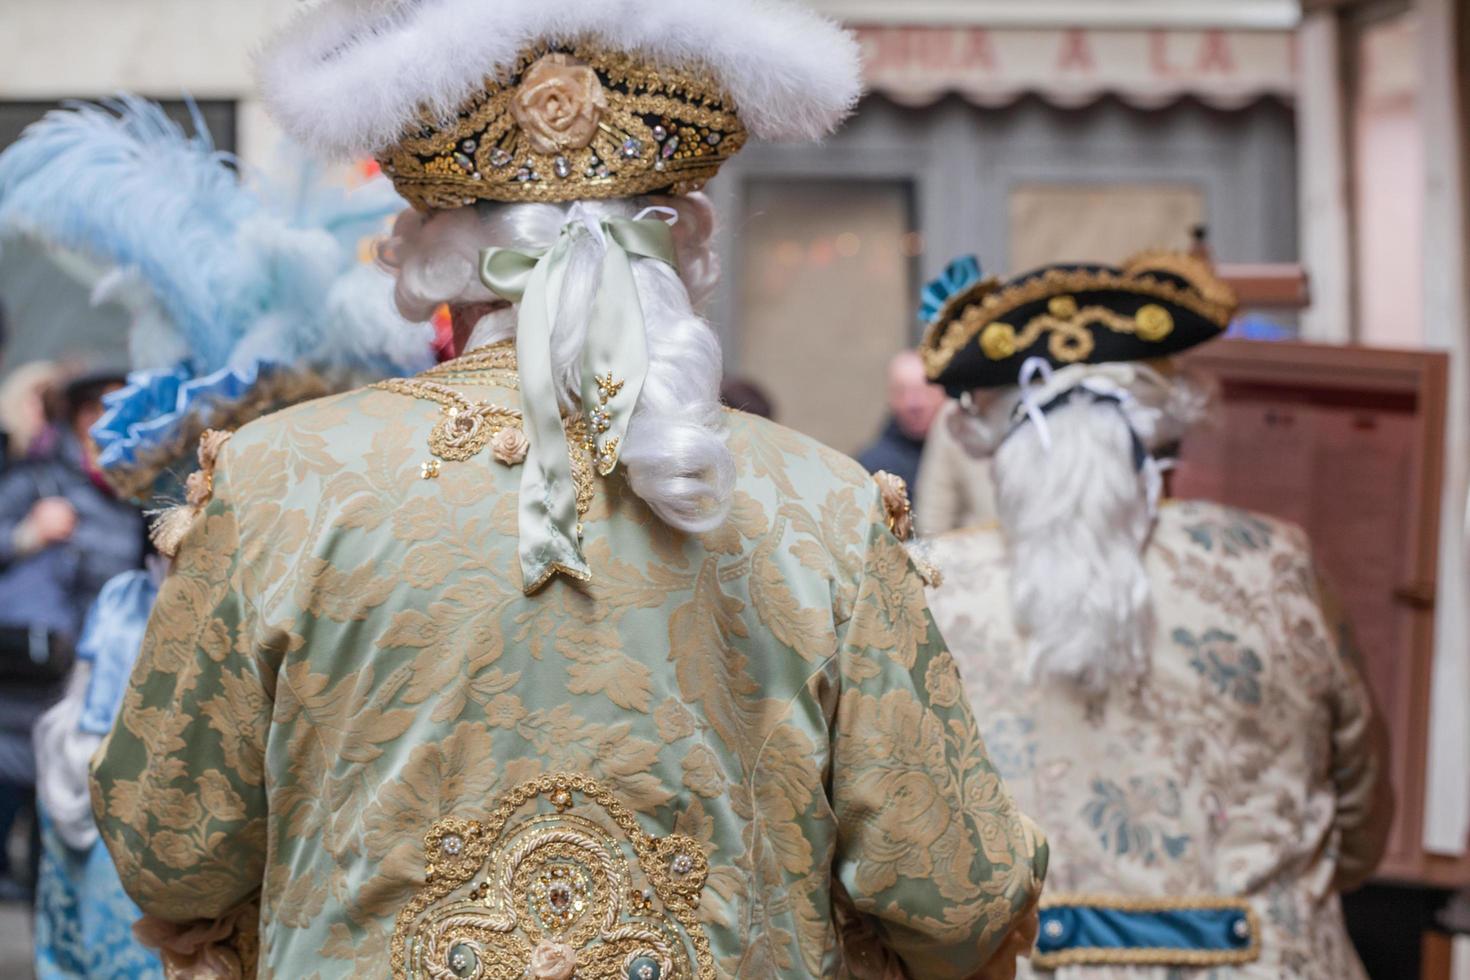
(379, 193, 732, 533)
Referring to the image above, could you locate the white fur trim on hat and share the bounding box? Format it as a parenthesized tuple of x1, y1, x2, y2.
(257, 0, 863, 160)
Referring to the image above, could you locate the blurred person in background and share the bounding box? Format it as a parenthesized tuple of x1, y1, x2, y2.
(919, 253, 1392, 977)
(915, 393, 1001, 536)
(0, 367, 141, 904)
(0, 360, 66, 471)
(912, 257, 1001, 535)
(0, 367, 141, 635)
(856, 349, 946, 504)
(720, 375, 776, 420)
(0, 95, 436, 976)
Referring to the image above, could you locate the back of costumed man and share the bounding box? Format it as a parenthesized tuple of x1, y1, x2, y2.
(920, 253, 1393, 977)
(90, 2, 1048, 978)
(0, 97, 436, 976)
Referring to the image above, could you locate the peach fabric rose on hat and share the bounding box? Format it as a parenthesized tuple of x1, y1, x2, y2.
(529, 940, 577, 980)
(512, 53, 608, 154)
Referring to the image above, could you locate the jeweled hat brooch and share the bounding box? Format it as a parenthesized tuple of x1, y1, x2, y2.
(919, 252, 1239, 394)
(258, 0, 863, 209)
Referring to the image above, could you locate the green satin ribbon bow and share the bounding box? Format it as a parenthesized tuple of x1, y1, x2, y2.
(480, 213, 677, 594)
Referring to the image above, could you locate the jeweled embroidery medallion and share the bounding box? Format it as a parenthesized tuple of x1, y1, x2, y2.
(391, 773, 714, 979)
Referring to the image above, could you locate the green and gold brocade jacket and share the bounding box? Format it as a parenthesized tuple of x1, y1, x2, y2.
(91, 350, 1046, 979)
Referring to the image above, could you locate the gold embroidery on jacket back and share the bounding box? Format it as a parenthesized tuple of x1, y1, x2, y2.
(392, 773, 713, 980)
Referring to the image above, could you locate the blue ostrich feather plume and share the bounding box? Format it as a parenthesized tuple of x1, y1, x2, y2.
(0, 96, 434, 501)
(919, 254, 984, 326)
(0, 97, 256, 371)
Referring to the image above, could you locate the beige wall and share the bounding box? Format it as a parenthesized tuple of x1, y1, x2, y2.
(1009, 184, 1205, 270)
(1351, 11, 1425, 349)
(734, 181, 915, 454)
(0, 0, 297, 164)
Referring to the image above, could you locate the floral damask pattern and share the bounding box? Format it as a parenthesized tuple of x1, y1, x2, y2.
(1181, 507, 1274, 557)
(1081, 777, 1191, 867)
(926, 500, 1390, 980)
(91, 359, 1045, 979)
(1175, 627, 1264, 705)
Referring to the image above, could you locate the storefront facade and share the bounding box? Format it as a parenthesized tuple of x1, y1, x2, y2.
(709, 15, 1302, 453)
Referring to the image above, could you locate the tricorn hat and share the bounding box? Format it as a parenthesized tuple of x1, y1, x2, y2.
(257, 0, 862, 211)
(919, 252, 1239, 394)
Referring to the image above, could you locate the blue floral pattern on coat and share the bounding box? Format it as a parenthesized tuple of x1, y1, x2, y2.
(1182, 509, 1274, 557)
(979, 714, 1038, 782)
(1082, 777, 1191, 867)
(1176, 627, 1264, 705)
(928, 500, 1388, 978)
(34, 808, 161, 979)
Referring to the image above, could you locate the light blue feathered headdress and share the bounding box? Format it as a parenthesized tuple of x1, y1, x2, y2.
(0, 96, 434, 501)
(919, 255, 984, 326)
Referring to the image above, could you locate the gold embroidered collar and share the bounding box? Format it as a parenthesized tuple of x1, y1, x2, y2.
(370, 344, 598, 590)
(419, 340, 521, 388)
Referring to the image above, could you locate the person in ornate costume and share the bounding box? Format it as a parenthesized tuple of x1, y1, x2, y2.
(919, 253, 1392, 977)
(0, 96, 434, 977)
(88, 2, 1049, 977)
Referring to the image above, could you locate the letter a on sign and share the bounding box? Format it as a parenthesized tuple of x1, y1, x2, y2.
(1198, 30, 1235, 74)
(1057, 30, 1095, 72)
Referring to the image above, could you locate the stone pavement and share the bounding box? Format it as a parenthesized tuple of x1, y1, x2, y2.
(0, 900, 31, 978)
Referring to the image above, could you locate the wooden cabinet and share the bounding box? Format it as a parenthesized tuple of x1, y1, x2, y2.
(1174, 339, 1465, 886)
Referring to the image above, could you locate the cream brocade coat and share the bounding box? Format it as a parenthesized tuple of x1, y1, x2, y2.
(926, 501, 1390, 979)
(90, 353, 1045, 979)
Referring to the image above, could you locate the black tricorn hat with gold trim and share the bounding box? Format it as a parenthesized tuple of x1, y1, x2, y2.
(920, 252, 1239, 394)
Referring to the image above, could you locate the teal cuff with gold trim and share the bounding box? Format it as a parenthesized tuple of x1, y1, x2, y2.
(1033, 895, 1261, 969)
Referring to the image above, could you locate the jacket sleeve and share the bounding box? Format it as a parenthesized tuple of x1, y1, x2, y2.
(1313, 567, 1394, 891)
(90, 453, 271, 922)
(0, 465, 40, 567)
(830, 496, 1047, 979)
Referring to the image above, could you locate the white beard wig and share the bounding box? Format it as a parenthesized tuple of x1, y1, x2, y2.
(970, 362, 1215, 693)
(378, 192, 732, 534)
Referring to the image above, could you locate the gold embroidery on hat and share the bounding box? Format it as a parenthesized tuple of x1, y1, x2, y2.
(921, 261, 1238, 376)
(1134, 304, 1175, 342)
(979, 323, 1018, 361)
(379, 44, 749, 210)
(955, 303, 1191, 365)
(390, 773, 715, 980)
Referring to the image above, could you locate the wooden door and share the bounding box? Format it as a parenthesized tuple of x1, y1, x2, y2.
(1175, 339, 1463, 886)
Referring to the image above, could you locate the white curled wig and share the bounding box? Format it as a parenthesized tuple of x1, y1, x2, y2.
(378, 192, 732, 533)
(957, 362, 1215, 693)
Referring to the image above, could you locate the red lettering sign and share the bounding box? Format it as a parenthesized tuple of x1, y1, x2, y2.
(1198, 29, 1236, 74)
(1057, 29, 1095, 72)
(1150, 31, 1180, 78)
(960, 29, 998, 72)
(914, 28, 958, 71)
